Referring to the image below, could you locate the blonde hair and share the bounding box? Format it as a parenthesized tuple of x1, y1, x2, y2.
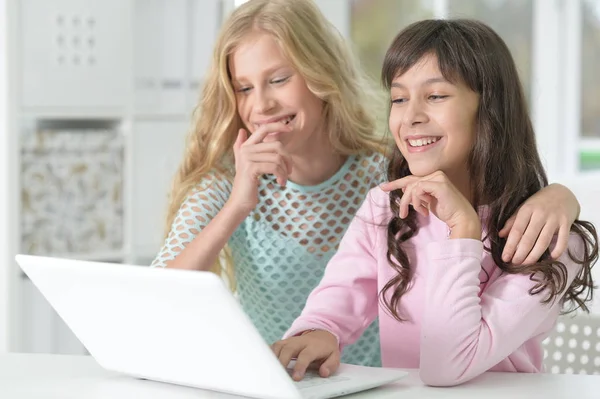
(164, 0, 389, 284)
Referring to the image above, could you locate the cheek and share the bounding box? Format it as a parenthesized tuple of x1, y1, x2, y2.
(236, 97, 248, 118)
(388, 110, 402, 135)
(305, 90, 323, 110)
(454, 115, 477, 147)
(439, 112, 473, 141)
(300, 96, 324, 124)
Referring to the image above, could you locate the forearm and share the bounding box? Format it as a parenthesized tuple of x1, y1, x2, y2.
(165, 200, 249, 271)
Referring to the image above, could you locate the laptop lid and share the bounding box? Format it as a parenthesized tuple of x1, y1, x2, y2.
(16, 254, 303, 399)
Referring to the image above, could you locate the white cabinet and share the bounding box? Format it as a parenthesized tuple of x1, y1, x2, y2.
(19, 0, 131, 113)
(133, 0, 221, 116)
(4, 0, 223, 354)
(130, 119, 189, 261)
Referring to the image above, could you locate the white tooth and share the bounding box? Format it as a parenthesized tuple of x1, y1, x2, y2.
(417, 139, 423, 146)
(431, 137, 437, 143)
(426, 138, 432, 145)
(409, 140, 417, 147)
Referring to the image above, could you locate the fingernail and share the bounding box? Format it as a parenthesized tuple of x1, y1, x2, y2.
(322, 368, 330, 377)
(293, 371, 304, 380)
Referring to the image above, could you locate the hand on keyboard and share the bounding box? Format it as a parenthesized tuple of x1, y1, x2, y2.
(289, 369, 350, 389)
(271, 330, 340, 381)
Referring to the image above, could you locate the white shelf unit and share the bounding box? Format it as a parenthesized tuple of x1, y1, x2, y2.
(4, 0, 222, 355)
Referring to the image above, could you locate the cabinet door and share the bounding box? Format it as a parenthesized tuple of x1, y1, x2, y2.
(133, 0, 187, 116)
(130, 119, 189, 263)
(188, 0, 221, 110)
(19, 0, 131, 112)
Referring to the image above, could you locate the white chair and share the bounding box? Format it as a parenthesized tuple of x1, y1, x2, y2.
(542, 314, 600, 375)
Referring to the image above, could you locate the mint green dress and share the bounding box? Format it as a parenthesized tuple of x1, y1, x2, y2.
(151, 152, 384, 366)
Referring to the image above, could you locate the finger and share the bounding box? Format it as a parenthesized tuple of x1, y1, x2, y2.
(398, 184, 415, 219)
(511, 213, 546, 264)
(521, 222, 557, 265)
(380, 175, 420, 192)
(233, 129, 247, 155)
(499, 215, 516, 238)
(292, 347, 322, 381)
(244, 122, 293, 146)
(550, 223, 570, 260)
(271, 341, 284, 358)
(380, 171, 447, 192)
(245, 141, 285, 153)
(410, 187, 426, 217)
(284, 155, 293, 174)
(501, 207, 532, 262)
(246, 143, 293, 174)
(251, 162, 289, 186)
(278, 344, 301, 369)
(319, 352, 340, 378)
(411, 184, 433, 217)
(246, 152, 290, 172)
(402, 181, 439, 218)
(251, 153, 292, 180)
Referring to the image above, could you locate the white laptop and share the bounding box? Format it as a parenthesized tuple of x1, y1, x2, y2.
(15, 254, 407, 399)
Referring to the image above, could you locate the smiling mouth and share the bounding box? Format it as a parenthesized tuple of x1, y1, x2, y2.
(407, 137, 440, 148)
(254, 115, 296, 130)
(282, 115, 295, 125)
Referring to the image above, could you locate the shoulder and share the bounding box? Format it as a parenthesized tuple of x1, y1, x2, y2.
(356, 186, 393, 226)
(177, 168, 233, 209)
(346, 150, 388, 187)
(353, 150, 387, 170)
(189, 168, 233, 194)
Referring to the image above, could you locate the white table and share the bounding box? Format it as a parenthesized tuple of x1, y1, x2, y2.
(1, 353, 599, 399)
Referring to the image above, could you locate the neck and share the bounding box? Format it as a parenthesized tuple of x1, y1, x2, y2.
(288, 132, 347, 186)
(446, 167, 473, 205)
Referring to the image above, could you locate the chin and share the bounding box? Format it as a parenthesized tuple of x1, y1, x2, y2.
(408, 163, 438, 177)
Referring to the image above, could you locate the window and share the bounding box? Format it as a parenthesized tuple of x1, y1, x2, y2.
(581, 0, 600, 169)
(448, 0, 533, 100)
(350, 0, 435, 83)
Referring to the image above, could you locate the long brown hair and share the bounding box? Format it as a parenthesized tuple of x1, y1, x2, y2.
(380, 19, 598, 321)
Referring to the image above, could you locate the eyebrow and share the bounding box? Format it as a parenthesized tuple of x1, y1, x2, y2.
(391, 77, 449, 89)
(232, 65, 291, 84)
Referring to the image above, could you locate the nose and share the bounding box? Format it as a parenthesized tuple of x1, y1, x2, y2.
(402, 98, 428, 127)
(254, 87, 276, 114)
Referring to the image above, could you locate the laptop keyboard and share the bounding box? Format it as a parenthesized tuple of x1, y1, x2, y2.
(289, 370, 351, 389)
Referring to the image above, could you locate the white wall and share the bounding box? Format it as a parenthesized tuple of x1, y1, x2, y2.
(0, 0, 14, 353)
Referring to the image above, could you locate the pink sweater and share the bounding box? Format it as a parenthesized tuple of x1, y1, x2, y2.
(284, 187, 583, 386)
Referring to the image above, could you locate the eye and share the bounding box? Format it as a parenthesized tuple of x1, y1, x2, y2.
(391, 98, 407, 105)
(271, 76, 290, 84)
(429, 95, 448, 101)
(236, 86, 252, 94)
